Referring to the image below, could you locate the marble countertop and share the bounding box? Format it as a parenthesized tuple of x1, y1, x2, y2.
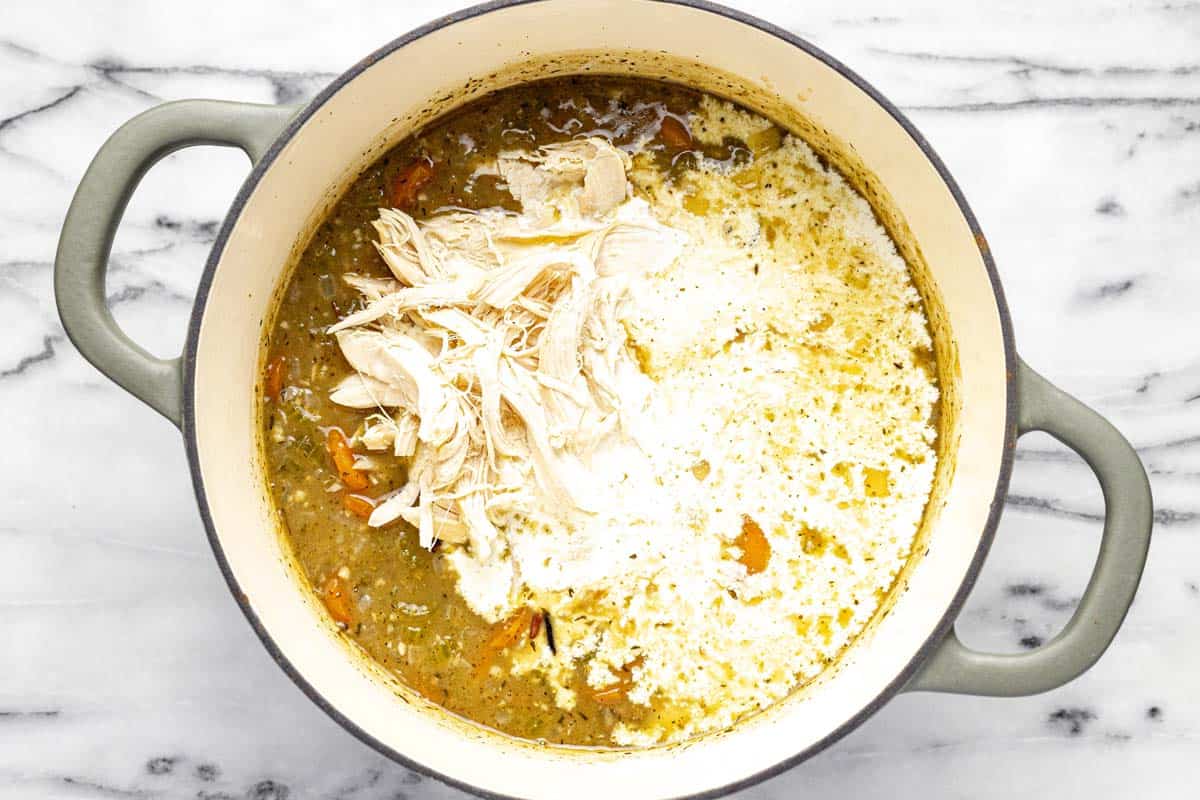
(3, 0, 1198, 797)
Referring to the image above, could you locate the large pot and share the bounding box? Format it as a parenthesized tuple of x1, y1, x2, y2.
(53, 2, 1153, 798)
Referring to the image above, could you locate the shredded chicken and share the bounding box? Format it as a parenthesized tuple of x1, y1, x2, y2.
(329, 137, 685, 556)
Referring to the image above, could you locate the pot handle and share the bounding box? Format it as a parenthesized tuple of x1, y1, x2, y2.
(54, 100, 296, 428)
(906, 358, 1152, 695)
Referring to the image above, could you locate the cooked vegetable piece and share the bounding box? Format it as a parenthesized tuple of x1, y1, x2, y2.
(390, 157, 435, 208)
(326, 428, 370, 491)
(474, 607, 533, 678)
(529, 609, 542, 642)
(736, 514, 771, 574)
(659, 116, 693, 149)
(487, 607, 532, 650)
(343, 493, 375, 519)
(321, 575, 354, 626)
(264, 354, 286, 401)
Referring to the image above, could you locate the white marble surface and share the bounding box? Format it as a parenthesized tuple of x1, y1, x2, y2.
(3, 0, 1198, 797)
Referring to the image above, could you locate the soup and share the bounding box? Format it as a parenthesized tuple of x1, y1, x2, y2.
(260, 77, 939, 747)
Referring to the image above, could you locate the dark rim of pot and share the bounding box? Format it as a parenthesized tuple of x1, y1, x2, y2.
(180, 1, 1018, 798)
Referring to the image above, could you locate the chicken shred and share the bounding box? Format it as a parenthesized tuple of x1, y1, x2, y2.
(328, 138, 686, 554)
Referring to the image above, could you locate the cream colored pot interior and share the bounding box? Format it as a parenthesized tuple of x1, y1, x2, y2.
(190, 2, 1008, 797)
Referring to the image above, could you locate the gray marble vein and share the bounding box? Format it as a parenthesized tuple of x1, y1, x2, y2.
(2, 1, 1197, 798)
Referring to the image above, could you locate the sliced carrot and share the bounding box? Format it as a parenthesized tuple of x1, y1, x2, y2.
(326, 428, 356, 472)
(659, 116, 693, 150)
(326, 428, 370, 491)
(486, 607, 532, 652)
(340, 471, 370, 492)
(321, 575, 354, 627)
(343, 494, 375, 519)
(736, 514, 771, 574)
(264, 354, 286, 401)
(390, 157, 435, 208)
(474, 607, 533, 679)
